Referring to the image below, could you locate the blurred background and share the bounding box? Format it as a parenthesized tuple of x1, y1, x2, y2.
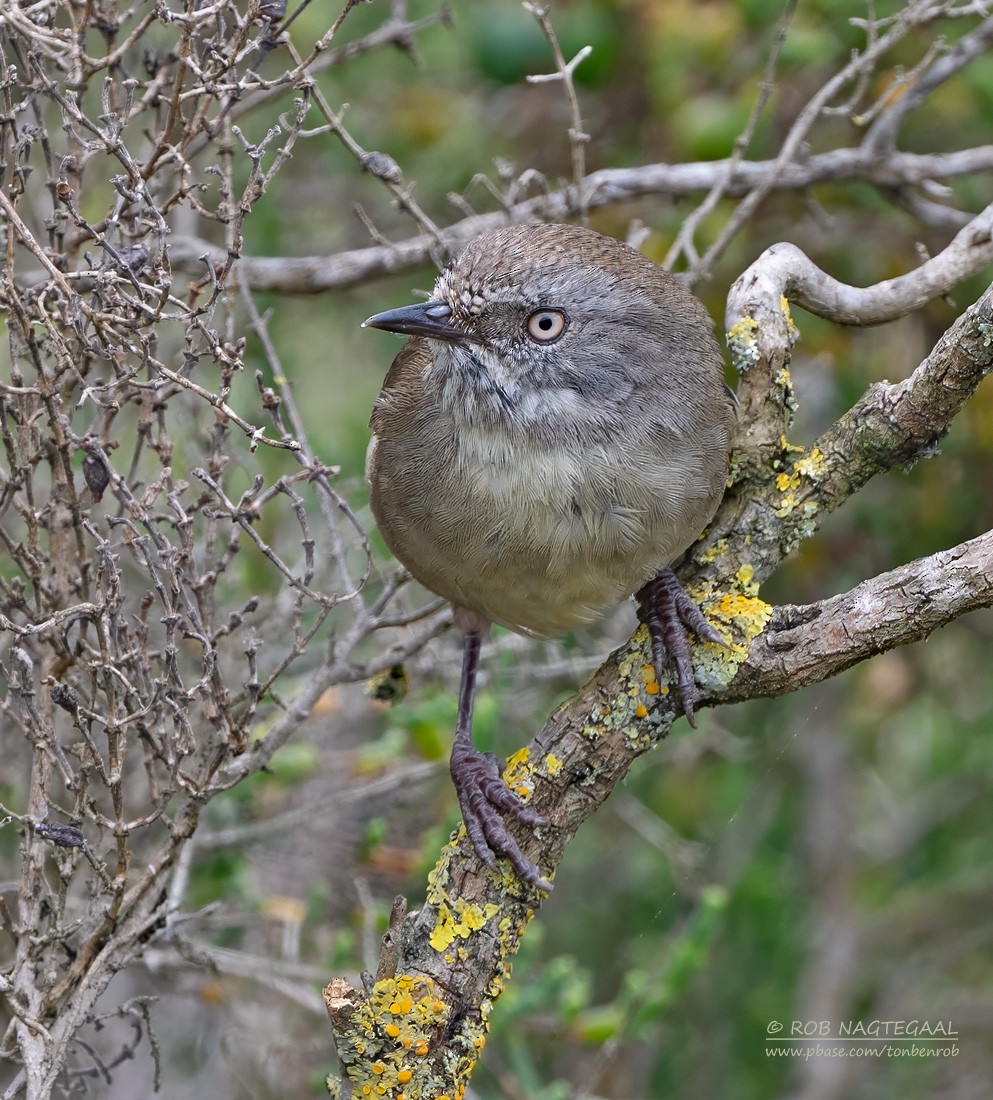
(2, 0, 992, 1097)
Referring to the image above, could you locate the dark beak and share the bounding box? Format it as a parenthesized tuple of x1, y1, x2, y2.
(362, 301, 468, 343)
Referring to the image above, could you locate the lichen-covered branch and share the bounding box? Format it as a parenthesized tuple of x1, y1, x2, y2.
(323, 524, 993, 1098)
(715, 272, 993, 577)
(723, 528, 993, 701)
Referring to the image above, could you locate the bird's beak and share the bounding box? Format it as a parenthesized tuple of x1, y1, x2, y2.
(362, 301, 469, 343)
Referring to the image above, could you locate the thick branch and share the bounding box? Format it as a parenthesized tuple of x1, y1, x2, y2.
(725, 222, 993, 477)
(725, 529, 993, 701)
(717, 274, 993, 576)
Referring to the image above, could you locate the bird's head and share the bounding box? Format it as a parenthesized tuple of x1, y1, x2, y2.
(363, 223, 723, 426)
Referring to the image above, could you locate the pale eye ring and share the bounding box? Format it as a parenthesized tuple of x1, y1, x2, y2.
(526, 308, 568, 343)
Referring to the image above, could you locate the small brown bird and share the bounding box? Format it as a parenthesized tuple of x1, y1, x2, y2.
(364, 223, 735, 891)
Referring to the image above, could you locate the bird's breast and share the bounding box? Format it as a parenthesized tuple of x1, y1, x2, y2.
(369, 403, 722, 636)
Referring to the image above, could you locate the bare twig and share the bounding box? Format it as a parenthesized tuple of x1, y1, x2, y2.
(665, 0, 799, 278)
(525, 3, 592, 222)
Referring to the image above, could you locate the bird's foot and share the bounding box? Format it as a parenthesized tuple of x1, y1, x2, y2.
(450, 739, 552, 892)
(635, 567, 725, 727)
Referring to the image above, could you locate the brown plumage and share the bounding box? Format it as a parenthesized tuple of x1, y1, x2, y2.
(365, 223, 735, 890)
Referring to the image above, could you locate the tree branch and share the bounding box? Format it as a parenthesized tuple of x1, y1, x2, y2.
(163, 145, 993, 293)
(725, 529, 993, 701)
(726, 202, 993, 330)
(862, 13, 993, 157)
(325, 525, 993, 1098)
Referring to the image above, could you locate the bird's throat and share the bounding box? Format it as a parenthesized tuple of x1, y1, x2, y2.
(430, 341, 520, 419)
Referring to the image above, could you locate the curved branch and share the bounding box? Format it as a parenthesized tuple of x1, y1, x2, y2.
(726, 203, 993, 330)
(724, 221, 993, 468)
(717, 275, 993, 567)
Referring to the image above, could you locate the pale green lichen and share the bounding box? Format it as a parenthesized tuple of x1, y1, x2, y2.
(624, 724, 653, 750)
(726, 449, 751, 488)
(599, 633, 675, 748)
(726, 316, 760, 373)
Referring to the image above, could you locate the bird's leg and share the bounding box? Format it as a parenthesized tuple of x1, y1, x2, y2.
(450, 627, 552, 892)
(635, 568, 725, 727)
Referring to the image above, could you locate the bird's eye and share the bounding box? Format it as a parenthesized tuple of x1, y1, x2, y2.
(526, 308, 568, 343)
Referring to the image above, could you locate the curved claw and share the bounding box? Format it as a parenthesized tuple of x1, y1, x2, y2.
(635, 567, 726, 727)
(451, 743, 552, 892)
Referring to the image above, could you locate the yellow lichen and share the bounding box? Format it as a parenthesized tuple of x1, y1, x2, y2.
(773, 446, 828, 518)
(696, 537, 728, 564)
(779, 435, 804, 455)
(502, 747, 536, 799)
(429, 899, 499, 953)
(713, 591, 773, 636)
(329, 975, 451, 1100)
(793, 446, 826, 480)
(735, 563, 756, 591)
(780, 295, 798, 336)
(544, 753, 563, 776)
(683, 577, 774, 692)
